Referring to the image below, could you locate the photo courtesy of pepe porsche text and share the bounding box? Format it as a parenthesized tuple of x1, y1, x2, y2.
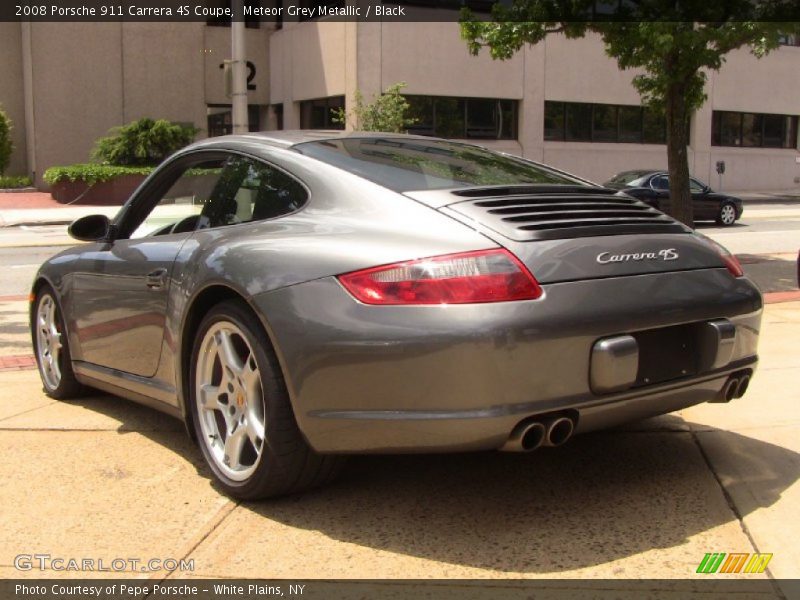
(11, 582, 309, 598)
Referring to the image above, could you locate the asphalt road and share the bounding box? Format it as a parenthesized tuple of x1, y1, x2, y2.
(0, 202, 798, 297)
(0, 245, 64, 297)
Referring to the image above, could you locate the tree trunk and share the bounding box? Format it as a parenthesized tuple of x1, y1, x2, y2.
(664, 81, 694, 227)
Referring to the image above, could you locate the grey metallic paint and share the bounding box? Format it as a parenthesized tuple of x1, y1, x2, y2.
(33, 132, 763, 454)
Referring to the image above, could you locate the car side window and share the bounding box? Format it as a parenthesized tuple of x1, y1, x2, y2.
(199, 156, 308, 229)
(689, 179, 705, 193)
(651, 176, 669, 191)
(130, 159, 226, 239)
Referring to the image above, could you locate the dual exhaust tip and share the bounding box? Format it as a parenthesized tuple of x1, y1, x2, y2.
(720, 374, 750, 402)
(501, 416, 575, 453)
(505, 371, 752, 451)
(718, 372, 751, 403)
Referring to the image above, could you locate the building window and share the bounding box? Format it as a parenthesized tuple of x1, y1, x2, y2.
(711, 111, 799, 149)
(206, 0, 263, 28)
(272, 104, 284, 130)
(207, 104, 263, 137)
(299, 96, 345, 129)
(778, 33, 800, 47)
(545, 101, 668, 144)
(405, 96, 518, 140)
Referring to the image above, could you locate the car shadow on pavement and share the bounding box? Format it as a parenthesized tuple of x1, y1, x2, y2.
(694, 222, 748, 230)
(61, 394, 798, 573)
(236, 424, 798, 573)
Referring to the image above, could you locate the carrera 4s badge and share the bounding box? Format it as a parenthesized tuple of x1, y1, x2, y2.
(597, 248, 679, 264)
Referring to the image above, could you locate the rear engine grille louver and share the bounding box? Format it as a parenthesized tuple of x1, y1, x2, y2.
(446, 187, 688, 241)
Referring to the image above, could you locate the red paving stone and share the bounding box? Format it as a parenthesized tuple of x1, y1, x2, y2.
(764, 290, 800, 304)
(0, 191, 61, 209)
(0, 191, 98, 209)
(0, 354, 36, 371)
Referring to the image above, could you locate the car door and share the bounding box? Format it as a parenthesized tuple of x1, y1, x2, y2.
(690, 177, 715, 220)
(71, 153, 227, 377)
(648, 174, 670, 212)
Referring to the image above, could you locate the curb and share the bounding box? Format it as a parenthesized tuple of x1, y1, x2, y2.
(0, 219, 74, 228)
(0, 187, 38, 194)
(0, 243, 76, 249)
(0, 221, 73, 228)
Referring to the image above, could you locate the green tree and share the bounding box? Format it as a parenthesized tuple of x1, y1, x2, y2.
(0, 106, 13, 175)
(92, 117, 199, 167)
(461, 3, 799, 226)
(333, 83, 417, 133)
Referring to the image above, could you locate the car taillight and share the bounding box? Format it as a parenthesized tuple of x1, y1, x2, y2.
(698, 235, 744, 277)
(337, 249, 542, 305)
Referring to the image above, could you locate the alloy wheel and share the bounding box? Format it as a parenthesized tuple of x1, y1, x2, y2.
(36, 294, 63, 390)
(195, 321, 266, 481)
(720, 204, 736, 226)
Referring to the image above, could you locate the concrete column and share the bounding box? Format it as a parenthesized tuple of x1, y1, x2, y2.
(344, 21, 358, 131)
(21, 22, 36, 180)
(355, 22, 382, 129)
(231, 0, 249, 133)
(520, 41, 546, 161)
(691, 71, 715, 185)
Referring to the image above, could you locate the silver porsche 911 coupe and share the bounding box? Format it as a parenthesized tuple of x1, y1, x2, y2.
(31, 131, 762, 499)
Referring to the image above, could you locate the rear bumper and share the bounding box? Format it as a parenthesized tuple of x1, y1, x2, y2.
(252, 268, 762, 453)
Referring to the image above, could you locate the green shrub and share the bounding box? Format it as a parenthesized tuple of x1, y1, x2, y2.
(332, 83, 417, 133)
(0, 175, 32, 189)
(43, 164, 154, 186)
(91, 118, 199, 167)
(0, 106, 13, 175)
(42, 164, 212, 186)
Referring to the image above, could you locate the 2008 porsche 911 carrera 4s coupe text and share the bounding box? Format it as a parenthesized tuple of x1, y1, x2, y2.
(31, 132, 762, 499)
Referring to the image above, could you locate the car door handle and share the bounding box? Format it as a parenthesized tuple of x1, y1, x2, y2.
(145, 268, 168, 289)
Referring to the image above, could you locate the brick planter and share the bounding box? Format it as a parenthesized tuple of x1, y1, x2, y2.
(50, 174, 148, 205)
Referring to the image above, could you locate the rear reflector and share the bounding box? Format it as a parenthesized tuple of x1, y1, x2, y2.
(337, 249, 542, 305)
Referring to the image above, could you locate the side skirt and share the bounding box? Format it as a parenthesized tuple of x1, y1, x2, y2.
(73, 361, 183, 420)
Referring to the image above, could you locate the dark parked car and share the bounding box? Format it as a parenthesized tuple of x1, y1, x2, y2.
(32, 133, 762, 499)
(604, 170, 743, 226)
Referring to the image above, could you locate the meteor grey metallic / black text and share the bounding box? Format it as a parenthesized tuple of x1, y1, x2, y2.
(31, 131, 762, 498)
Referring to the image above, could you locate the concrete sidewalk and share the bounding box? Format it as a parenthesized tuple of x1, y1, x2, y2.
(0, 300, 798, 593)
(732, 188, 800, 203)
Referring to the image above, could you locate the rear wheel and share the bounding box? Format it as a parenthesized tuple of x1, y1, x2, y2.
(189, 300, 343, 499)
(32, 285, 84, 399)
(716, 202, 737, 226)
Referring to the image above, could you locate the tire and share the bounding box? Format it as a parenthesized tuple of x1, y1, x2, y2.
(189, 299, 343, 499)
(716, 202, 737, 226)
(31, 284, 85, 399)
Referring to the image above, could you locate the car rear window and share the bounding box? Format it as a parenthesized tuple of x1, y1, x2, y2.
(293, 137, 581, 192)
(606, 171, 651, 186)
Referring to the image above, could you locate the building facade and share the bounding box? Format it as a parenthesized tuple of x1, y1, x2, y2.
(1, 18, 798, 191)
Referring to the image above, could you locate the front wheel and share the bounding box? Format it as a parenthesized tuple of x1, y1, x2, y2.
(716, 202, 737, 226)
(31, 285, 84, 399)
(189, 300, 342, 499)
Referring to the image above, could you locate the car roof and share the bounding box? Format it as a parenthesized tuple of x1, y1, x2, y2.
(191, 130, 445, 150)
(615, 169, 661, 178)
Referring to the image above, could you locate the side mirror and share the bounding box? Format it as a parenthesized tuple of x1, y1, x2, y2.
(703, 186, 712, 194)
(68, 214, 115, 242)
